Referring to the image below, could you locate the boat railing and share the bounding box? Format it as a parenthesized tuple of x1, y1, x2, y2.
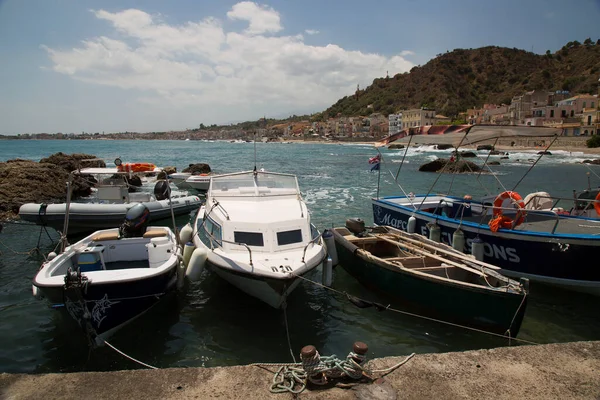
(436, 197, 597, 234)
(301, 231, 323, 263)
(211, 199, 230, 220)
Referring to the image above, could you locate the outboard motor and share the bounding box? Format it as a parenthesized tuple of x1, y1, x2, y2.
(119, 204, 150, 238)
(346, 218, 366, 236)
(153, 180, 171, 201)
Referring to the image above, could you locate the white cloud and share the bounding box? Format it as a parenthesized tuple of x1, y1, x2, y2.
(226, 1, 282, 35)
(305, 29, 319, 35)
(42, 2, 414, 125)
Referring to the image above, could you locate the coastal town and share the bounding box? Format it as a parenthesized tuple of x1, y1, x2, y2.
(4, 83, 600, 143)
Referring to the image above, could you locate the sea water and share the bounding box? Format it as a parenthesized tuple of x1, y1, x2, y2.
(1, 139, 599, 373)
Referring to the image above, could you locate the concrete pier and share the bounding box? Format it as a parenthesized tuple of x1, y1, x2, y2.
(1, 341, 599, 399)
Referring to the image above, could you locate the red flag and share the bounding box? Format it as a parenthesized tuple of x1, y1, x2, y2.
(368, 154, 381, 164)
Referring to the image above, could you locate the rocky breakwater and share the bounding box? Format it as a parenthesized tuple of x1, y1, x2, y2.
(419, 158, 483, 173)
(0, 153, 105, 220)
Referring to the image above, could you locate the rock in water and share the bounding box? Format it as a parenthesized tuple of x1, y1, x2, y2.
(419, 158, 483, 173)
(0, 153, 104, 220)
(183, 163, 211, 174)
(388, 144, 405, 149)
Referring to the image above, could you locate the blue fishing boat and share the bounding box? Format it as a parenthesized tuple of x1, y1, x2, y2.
(372, 125, 600, 296)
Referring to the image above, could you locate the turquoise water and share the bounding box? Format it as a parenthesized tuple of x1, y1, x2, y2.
(1, 139, 600, 373)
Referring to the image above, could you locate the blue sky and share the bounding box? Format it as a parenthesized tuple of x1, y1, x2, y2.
(1, 0, 599, 134)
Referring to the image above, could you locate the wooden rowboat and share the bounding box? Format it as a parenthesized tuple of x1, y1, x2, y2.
(331, 222, 529, 337)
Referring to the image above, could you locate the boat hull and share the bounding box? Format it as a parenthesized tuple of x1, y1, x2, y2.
(206, 259, 305, 309)
(36, 267, 177, 343)
(333, 232, 527, 336)
(373, 199, 600, 295)
(19, 196, 202, 235)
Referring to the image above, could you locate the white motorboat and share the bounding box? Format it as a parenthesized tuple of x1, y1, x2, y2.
(190, 169, 327, 308)
(170, 172, 212, 192)
(32, 204, 181, 345)
(19, 166, 202, 235)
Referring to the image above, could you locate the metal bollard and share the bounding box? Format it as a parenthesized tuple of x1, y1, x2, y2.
(300, 345, 326, 385)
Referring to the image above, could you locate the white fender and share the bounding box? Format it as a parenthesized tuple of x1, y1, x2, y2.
(182, 242, 195, 267)
(186, 247, 207, 282)
(179, 223, 193, 245)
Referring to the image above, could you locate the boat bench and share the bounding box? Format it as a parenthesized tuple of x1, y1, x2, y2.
(91, 229, 168, 242)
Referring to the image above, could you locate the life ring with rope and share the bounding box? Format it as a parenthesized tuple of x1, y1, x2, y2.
(489, 191, 526, 232)
(594, 192, 600, 216)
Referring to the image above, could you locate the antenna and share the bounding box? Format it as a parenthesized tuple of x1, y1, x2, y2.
(253, 131, 257, 173)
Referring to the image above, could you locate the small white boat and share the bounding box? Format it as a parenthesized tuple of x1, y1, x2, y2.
(33, 205, 181, 345)
(19, 166, 202, 235)
(170, 172, 212, 192)
(191, 169, 327, 308)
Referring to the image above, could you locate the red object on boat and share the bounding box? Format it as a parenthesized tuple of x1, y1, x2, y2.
(117, 162, 157, 173)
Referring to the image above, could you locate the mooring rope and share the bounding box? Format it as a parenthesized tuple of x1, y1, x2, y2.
(103, 340, 158, 370)
(290, 273, 539, 346)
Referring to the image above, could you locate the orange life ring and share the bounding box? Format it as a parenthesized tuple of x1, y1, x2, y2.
(491, 191, 526, 230)
(594, 192, 600, 216)
(117, 162, 156, 173)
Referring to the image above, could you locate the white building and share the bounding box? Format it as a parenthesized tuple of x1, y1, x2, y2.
(388, 113, 402, 134)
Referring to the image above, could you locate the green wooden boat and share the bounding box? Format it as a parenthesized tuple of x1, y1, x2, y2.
(331, 223, 529, 337)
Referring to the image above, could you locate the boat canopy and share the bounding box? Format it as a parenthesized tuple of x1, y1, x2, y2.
(375, 125, 563, 147)
(209, 171, 300, 197)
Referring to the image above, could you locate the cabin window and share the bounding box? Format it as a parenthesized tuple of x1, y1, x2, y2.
(234, 231, 264, 246)
(200, 217, 222, 247)
(277, 229, 303, 245)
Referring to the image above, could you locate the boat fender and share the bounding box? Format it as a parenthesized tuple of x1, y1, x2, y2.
(426, 222, 441, 242)
(47, 252, 57, 261)
(407, 215, 417, 233)
(32, 285, 43, 300)
(452, 229, 465, 252)
(322, 256, 333, 287)
(186, 247, 207, 282)
(182, 241, 195, 267)
(177, 260, 187, 290)
(322, 229, 338, 266)
(471, 237, 485, 261)
(179, 223, 193, 244)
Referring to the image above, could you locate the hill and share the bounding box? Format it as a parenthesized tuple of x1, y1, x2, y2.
(319, 39, 600, 119)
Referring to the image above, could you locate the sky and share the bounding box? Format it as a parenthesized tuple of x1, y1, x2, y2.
(1, 0, 599, 135)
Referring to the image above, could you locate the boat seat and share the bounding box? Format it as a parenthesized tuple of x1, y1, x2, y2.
(143, 229, 168, 239)
(92, 232, 120, 241)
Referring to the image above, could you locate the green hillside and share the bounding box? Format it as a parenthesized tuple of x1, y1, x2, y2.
(319, 39, 600, 119)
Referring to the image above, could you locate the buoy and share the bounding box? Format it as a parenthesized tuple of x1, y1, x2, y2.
(427, 222, 441, 242)
(32, 285, 42, 300)
(47, 252, 57, 261)
(407, 215, 417, 233)
(322, 229, 338, 266)
(179, 223, 193, 244)
(471, 237, 484, 261)
(452, 229, 465, 252)
(182, 241, 195, 267)
(322, 256, 333, 287)
(177, 261, 186, 290)
(186, 247, 207, 282)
